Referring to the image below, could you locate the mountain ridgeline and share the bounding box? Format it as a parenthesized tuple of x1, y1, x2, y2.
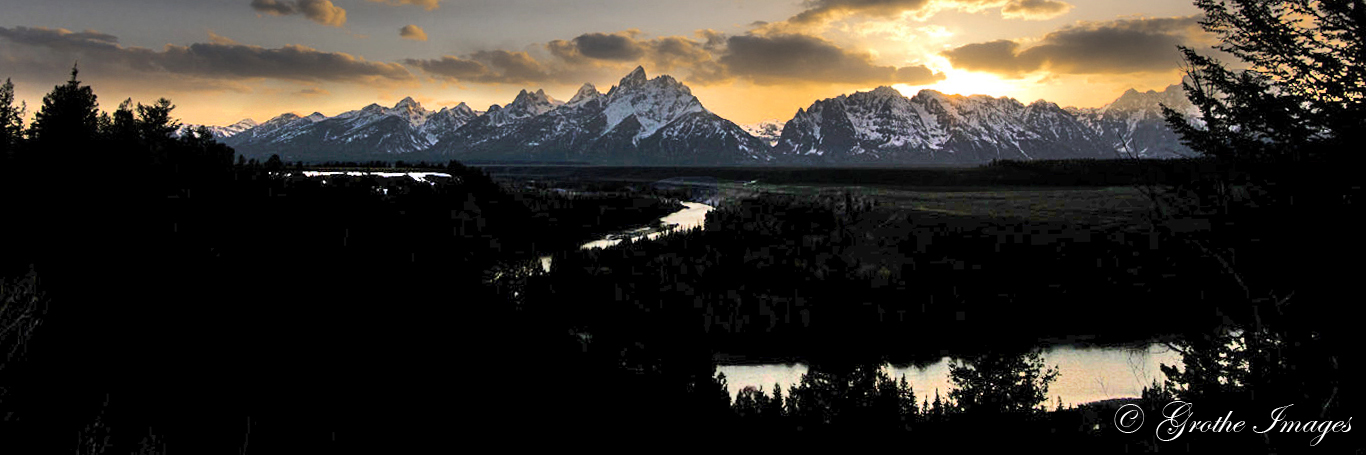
(217, 67, 1196, 165)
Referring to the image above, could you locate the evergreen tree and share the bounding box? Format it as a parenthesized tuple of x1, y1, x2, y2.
(136, 98, 179, 143)
(1156, 1, 1362, 433)
(29, 64, 100, 148)
(897, 375, 917, 423)
(947, 348, 1059, 415)
(732, 386, 769, 418)
(1164, 0, 1366, 172)
(1, 78, 25, 160)
(766, 381, 784, 418)
(264, 154, 284, 173)
(109, 99, 138, 144)
(930, 389, 944, 421)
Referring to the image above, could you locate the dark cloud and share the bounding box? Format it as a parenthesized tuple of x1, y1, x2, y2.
(651, 36, 713, 68)
(250, 0, 347, 27)
(404, 56, 489, 80)
(399, 24, 428, 41)
(719, 33, 942, 85)
(249, 0, 296, 16)
(789, 0, 933, 25)
(1001, 0, 1072, 20)
(0, 26, 412, 83)
(160, 43, 406, 81)
(0, 26, 120, 51)
(543, 29, 936, 86)
(571, 32, 646, 61)
(549, 31, 711, 72)
(943, 15, 1205, 76)
(778, 0, 1013, 28)
(941, 40, 1041, 76)
(772, 0, 1060, 30)
(367, 0, 440, 10)
(405, 50, 550, 84)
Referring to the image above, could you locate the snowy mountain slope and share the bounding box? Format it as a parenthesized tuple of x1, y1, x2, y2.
(772, 87, 1112, 164)
(427, 66, 770, 165)
(177, 118, 258, 139)
(741, 120, 784, 147)
(224, 98, 476, 160)
(1068, 84, 1198, 158)
(211, 71, 1196, 165)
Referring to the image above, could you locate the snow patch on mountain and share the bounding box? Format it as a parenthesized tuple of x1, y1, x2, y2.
(741, 120, 784, 146)
(177, 118, 258, 139)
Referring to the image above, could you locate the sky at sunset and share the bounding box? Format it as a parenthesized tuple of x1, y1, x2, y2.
(1, 0, 1212, 126)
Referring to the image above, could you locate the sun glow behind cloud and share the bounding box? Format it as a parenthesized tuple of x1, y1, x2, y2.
(897, 57, 1021, 99)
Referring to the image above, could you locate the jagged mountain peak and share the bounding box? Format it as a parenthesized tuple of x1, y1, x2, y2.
(620, 66, 648, 87)
(869, 86, 901, 97)
(598, 68, 707, 140)
(911, 89, 950, 100)
(448, 102, 474, 115)
(1103, 84, 1191, 114)
(175, 118, 259, 139)
(267, 112, 301, 123)
(395, 96, 420, 109)
(510, 89, 556, 108)
(775, 85, 1118, 163)
(568, 83, 602, 106)
(422, 66, 769, 165)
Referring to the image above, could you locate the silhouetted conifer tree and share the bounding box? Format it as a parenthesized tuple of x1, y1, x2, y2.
(947, 348, 1058, 415)
(0, 78, 24, 161)
(29, 64, 100, 151)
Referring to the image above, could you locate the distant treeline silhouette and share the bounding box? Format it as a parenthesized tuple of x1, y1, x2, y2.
(0, 68, 702, 451)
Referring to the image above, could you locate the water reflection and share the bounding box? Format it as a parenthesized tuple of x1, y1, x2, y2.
(299, 170, 451, 183)
(580, 202, 713, 250)
(719, 343, 1179, 407)
(538, 202, 713, 273)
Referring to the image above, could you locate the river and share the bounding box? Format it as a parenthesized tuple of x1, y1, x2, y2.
(539, 201, 714, 272)
(299, 170, 452, 182)
(516, 188, 1178, 406)
(537, 198, 1178, 406)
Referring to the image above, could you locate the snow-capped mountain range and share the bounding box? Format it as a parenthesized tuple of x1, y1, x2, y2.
(177, 119, 258, 139)
(209, 67, 1197, 165)
(1068, 84, 1197, 158)
(424, 67, 770, 165)
(223, 97, 480, 160)
(772, 87, 1114, 164)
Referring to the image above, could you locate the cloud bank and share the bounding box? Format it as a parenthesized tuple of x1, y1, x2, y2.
(0, 26, 411, 83)
(942, 15, 1205, 76)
